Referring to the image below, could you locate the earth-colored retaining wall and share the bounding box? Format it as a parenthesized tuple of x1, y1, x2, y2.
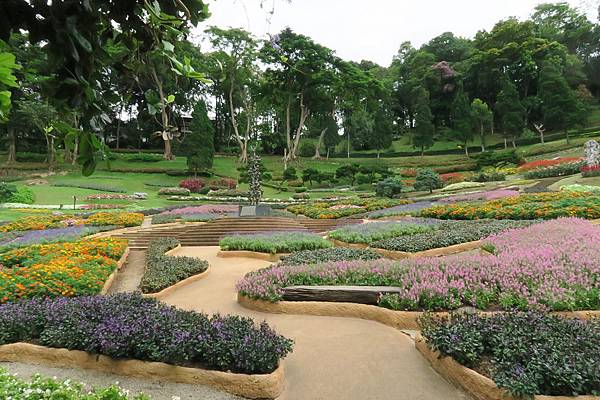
(0, 342, 285, 399)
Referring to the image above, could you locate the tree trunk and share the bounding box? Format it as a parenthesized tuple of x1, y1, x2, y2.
(150, 67, 174, 160)
(313, 128, 327, 159)
(71, 137, 79, 165)
(288, 92, 309, 161)
(47, 136, 56, 170)
(480, 123, 486, 152)
(504, 137, 508, 149)
(116, 115, 121, 150)
(6, 126, 16, 164)
(421, 146, 425, 157)
(347, 132, 351, 159)
(540, 132, 544, 144)
(326, 147, 330, 160)
(164, 137, 173, 161)
(228, 82, 249, 164)
(565, 129, 570, 144)
(511, 139, 516, 149)
(63, 139, 72, 164)
(464, 143, 469, 157)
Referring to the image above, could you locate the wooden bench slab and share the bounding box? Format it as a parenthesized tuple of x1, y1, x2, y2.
(282, 285, 402, 305)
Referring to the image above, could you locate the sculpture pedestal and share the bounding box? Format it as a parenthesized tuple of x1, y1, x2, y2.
(240, 205, 271, 217)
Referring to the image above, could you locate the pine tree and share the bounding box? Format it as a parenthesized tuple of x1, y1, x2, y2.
(450, 86, 474, 157)
(248, 151, 263, 206)
(372, 105, 393, 158)
(495, 80, 525, 148)
(184, 101, 214, 175)
(538, 61, 584, 144)
(413, 89, 435, 156)
(471, 99, 493, 152)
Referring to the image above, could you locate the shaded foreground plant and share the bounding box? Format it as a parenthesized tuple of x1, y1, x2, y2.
(420, 312, 600, 397)
(0, 293, 293, 374)
(140, 238, 208, 293)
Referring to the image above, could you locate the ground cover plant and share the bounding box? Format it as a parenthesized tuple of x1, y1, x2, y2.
(367, 202, 438, 218)
(437, 189, 520, 203)
(517, 157, 581, 171)
(328, 221, 436, 244)
(420, 312, 600, 397)
(0, 293, 293, 374)
(372, 220, 531, 252)
(279, 247, 382, 266)
(0, 238, 127, 303)
(560, 183, 600, 194)
(0, 212, 143, 232)
(237, 218, 599, 311)
(140, 238, 208, 293)
(220, 231, 332, 254)
(287, 198, 409, 219)
(0, 367, 149, 399)
(421, 191, 600, 220)
(0, 225, 116, 251)
(51, 182, 127, 193)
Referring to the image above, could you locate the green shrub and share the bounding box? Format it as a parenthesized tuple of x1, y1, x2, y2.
(329, 221, 436, 244)
(219, 231, 332, 254)
(524, 162, 585, 179)
(52, 182, 126, 193)
(375, 177, 403, 198)
(420, 312, 600, 397)
(301, 168, 321, 186)
(475, 150, 523, 168)
(0, 182, 17, 202)
(8, 186, 35, 204)
(125, 153, 163, 162)
(414, 168, 443, 193)
(279, 247, 382, 266)
(294, 187, 307, 193)
(471, 171, 506, 182)
(283, 167, 297, 181)
(355, 172, 377, 185)
(292, 193, 310, 200)
(140, 238, 208, 293)
(158, 187, 191, 196)
(15, 152, 46, 162)
(299, 142, 315, 157)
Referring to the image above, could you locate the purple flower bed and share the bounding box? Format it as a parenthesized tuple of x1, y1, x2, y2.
(0, 293, 292, 374)
(368, 201, 437, 218)
(161, 205, 239, 215)
(438, 189, 520, 203)
(237, 218, 600, 311)
(0, 226, 114, 249)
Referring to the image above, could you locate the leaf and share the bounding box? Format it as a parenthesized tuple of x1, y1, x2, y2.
(166, 94, 175, 103)
(66, 16, 92, 53)
(162, 40, 174, 52)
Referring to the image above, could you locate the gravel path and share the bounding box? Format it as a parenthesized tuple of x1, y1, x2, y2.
(0, 362, 241, 400)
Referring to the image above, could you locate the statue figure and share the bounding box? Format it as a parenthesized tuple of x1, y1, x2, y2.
(584, 140, 600, 168)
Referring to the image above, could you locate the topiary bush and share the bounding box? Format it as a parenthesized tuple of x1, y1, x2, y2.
(140, 238, 208, 293)
(283, 167, 297, 181)
(158, 187, 191, 196)
(475, 149, 523, 168)
(414, 168, 443, 193)
(375, 177, 403, 198)
(299, 142, 315, 157)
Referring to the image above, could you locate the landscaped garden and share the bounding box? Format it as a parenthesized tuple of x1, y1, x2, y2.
(219, 231, 332, 254)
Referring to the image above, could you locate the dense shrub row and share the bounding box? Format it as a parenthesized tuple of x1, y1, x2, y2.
(0, 183, 35, 204)
(158, 187, 191, 196)
(279, 247, 382, 266)
(329, 221, 436, 244)
(0, 293, 293, 374)
(140, 238, 208, 294)
(372, 220, 532, 252)
(51, 182, 126, 193)
(523, 161, 584, 179)
(421, 312, 600, 397)
(220, 231, 332, 254)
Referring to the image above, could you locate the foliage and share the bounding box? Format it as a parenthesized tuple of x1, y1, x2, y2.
(14, 152, 47, 162)
(518, 157, 582, 171)
(439, 181, 485, 191)
(248, 152, 263, 206)
(0, 293, 293, 374)
(439, 189, 520, 203)
(141, 238, 208, 293)
(85, 212, 144, 227)
(469, 170, 505, 182)
(220, 231, 332, 254)
(421, 191, 600, 220)
(179, 178, 205, 193)
(0, 50, 19, 122)
(279, 247, 382, 266)
(282, 167, 298, 181)
(523, 161, 584, 178)
(475, 150, 523, 168)
(299, 142, 315, 157)
(124, 153, 163, 163)
(329, 221, 436, 244)
(238, 219, 598, 312)
(287, 198, 409, 219)
(0, 226, 114, 251)
(0, 238, 127, 303)
(51, 182, 126, 193)
(184, 100, 214, 174)
(0, 368, 149, 400)
(421, 312, 600, 396)
(495, 79, 526, 141)
(375, 177, 403, 198)
(561, 184, 600, 195)
(414, 168, 443, 193)
(0, 212, 143, 232)
(372, 219, 531, 252)
(581, 164, 600, 177)
(158, 187, 191, 196)
(413, 89, 435, 152)
(0, 183, 34, 204)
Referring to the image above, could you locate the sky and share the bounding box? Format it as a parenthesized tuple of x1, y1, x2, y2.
(195, 0, 598, 66)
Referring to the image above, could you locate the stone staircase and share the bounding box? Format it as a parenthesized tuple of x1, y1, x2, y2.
(112, 217, 359, 250)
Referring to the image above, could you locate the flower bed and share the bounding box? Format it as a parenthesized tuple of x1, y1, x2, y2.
(328, 221, 436, 244)
(279, 248, 382, 266)
(561, 184, 600, 195)
(0, 293, 292, 375)
(161, 205, 239, 215)
(523, 161, 585, 179)
(372, 220, 530, 253)
(368, 202, 437, 218)
(439, 182, 485, 192)
(581, 164, 600, 177)
(0, 367, 147, 399)
(0, 225, 116, 250)
(518, 157, 581, 171)
(0, 238, 127, 303)
(158, 187, 191, 196)
(238, 219, 599, 311)
(438, 189, 520, 203)
(440, 172, 465, 184)
(420, 312, 600, 397)
(220, 232, 332, 254)
(0, 212, 144, 232)
(85, 194, 134, 200)
(287, 198, 409, 219)
(421, 192, 600, 220)
(140, 238, 208, 294)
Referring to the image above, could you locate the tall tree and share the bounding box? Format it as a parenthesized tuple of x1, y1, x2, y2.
(413, 89, 435, 155)
(538, 61, 585, 144)
(450, 86, 474, 156)
(183, 100, 214, 175)
(372, 103, 393, 158)
(471, 98, 493, 151)
(495, 80, 526, 148)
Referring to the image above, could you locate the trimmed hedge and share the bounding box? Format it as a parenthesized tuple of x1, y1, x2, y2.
(140, 238, 208, 294)
(329, 221, 436, 244)
(420, 312, 600, 397)
(0, 293, 292, 374)
(51, 182, 126, 193)
(279, 247, 382, 266)
(220, 231, 332, 254)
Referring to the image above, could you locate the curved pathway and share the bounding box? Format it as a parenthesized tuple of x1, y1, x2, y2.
(161, 246, 468, 400)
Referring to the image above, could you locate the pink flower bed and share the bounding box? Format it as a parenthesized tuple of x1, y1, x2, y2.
(161, 205, 239, 215)
(439, 189, 520, 203)
(237, 218, 600, 311)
